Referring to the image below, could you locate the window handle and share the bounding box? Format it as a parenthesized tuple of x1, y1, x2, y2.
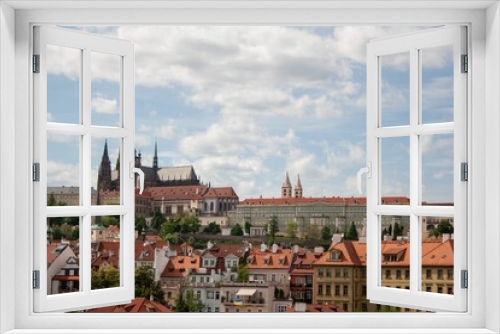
(130, 162, 145, 194)
(357, 162, 371, 195)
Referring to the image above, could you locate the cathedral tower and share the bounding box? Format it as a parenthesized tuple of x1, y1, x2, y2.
(97, 139, 112, 192)
(281, 171, 292, 198)
(294, 174, 303, 198)
(153, 141, 159, 169)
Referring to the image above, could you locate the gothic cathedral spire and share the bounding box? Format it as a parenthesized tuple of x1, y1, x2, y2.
(294, 174, 303, 198)
(97, 139, 112, 192)
(153, 141, 158, 169)
(281, 171, 292, 198)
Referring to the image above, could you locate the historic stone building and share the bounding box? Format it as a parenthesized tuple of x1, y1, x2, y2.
(96, 140, 201, 192)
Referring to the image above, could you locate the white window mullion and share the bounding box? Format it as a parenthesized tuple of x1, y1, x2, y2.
(409, 46, 420, 295)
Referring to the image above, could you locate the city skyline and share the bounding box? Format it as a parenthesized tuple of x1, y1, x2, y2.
(46, 25, 454, 202)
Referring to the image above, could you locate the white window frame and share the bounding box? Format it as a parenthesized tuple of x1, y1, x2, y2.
(33, 25, 136, 313)
(0, 1, 498, 334)
(365, 26, 467, 312)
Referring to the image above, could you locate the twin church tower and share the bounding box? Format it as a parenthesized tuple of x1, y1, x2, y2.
(281, 172, 303, 199)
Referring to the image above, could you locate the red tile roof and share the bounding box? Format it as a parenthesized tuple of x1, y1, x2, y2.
(147, 185, 238, 201)
(161, 255, 201, 278)
(315, 239, 453, 268)
(247, 248, 292, 270)
(87, 297, 172, 313)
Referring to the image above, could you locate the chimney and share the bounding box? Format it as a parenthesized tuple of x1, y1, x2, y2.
(150, 294, 154, 301)
(207, 241, 214, 250)
(384, 235, 392, 242)
(272, 244, 278, 254)
(292, 244, 299, 254)
(314, 246, 324, 254)
(331, 233, 343, 244)
(260, 243, 267, 253)
(295, 302, 307, 312)
(358, 237, 367, 244)
(442, 233, 453, 243)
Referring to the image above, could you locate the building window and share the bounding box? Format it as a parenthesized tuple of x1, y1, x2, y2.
(396, 270, 402, 279)
(362, 303, 368, 312)
(318, 285, 323, 295)
(426, 269, 432, 279)
(343, 285, 348, 296)
(326, 268, 332, 277)
(343, 303, 348, 312)
(318, 268, 324, 277)
(448, 287, 453, 295)
(438, 269, 443, 280)
(335, 268, 341, 277)
(448, 269, 454, 280)
(362, 285, 367, 296)
(343, 269, 349, 278)
(405, 270, 410, 280)
(335, 285, 340, 296)
(326, 285, 331, 295)
(385, 270, 391, 279)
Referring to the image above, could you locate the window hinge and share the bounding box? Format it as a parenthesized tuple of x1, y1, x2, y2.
(33, 270, 40, 289)
(461, 162, 468, 182)
(33, 54, 40, 73)
(461, 270, 468, 289)
(33, 163, 40, 182)
(461, 54, 468, 73)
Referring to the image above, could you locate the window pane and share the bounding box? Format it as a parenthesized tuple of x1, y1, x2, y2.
(380, 215, 410, 290)
(381, 136, 410, 203)
(91, 52, 121, 127)
(421, 133, 454, 204)
(92, 137, 121, 205)
(91, 216, 121, 290)
(380, 52, 410, 127)
(421, 45, 454, 124)
(47, 44, 81, 124)
(47, 134, 80, 206)
(47, 217, 80, 295)
(421, 216, 454, 294)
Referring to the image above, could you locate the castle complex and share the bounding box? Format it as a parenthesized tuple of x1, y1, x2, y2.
(96, 140, 201, 193)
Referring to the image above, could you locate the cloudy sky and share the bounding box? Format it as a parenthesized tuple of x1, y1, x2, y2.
(46, 25, 454, 203)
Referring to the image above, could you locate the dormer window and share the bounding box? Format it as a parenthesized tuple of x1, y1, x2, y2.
(263, 257, 270, 264)
(327, 250, 341, 262)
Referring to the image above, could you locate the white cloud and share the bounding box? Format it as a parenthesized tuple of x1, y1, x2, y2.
(47, 161, 79, 187)
(324, 141, 365, 168)
(157, 124, 175, 139)
(91, 96, 118, 114)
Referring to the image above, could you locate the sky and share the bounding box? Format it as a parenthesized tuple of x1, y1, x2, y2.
(46, 25, 454, 203)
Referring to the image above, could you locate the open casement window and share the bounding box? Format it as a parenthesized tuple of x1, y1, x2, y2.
(33, 26, 136, 312)
(365, 26, 467, 312)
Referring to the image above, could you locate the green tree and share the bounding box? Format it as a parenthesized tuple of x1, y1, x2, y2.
(71, 227, 80, 241)
(135, 266, 165, 304)
(203, 222, 221, 235)
(91, 266, 120, 290)
(135, 216, 146, 233)
(236, 263, 249, 282)
(66, 216, 79, 226)
(244, 221, 252, 235)
(151, 210, 165, 231)
(230, 223, 244, 236)
(161, 217, 181, 238)
(51, 227, 63, 241)
(304, 224, 320, 240)
(382, 228, 389, 240)
(321, 225, 331, 241)
(181, 216, 201, 234)
(102, 215, 119, 227)
(173, 289, 204, 312)
(437, 219, 454, 234)
(393, 222, 403, 240)
(387, 224, 392, 237)
(285, 220, 298, 238)
(345, 222, 358, 240)
(266, 216, 279, 246)
(60, 223, 73, 239)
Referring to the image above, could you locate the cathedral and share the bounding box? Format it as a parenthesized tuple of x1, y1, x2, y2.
(97, 140, 200, 192)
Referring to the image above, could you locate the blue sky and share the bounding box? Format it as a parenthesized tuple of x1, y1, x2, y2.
(46, 26, 454, 203)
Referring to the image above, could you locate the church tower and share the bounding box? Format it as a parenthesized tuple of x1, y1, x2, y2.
(153, 141, 159, 169)
(97, 139, 112, 192)
(281, 171, 292, 198)
(294, 174, 303, 198)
